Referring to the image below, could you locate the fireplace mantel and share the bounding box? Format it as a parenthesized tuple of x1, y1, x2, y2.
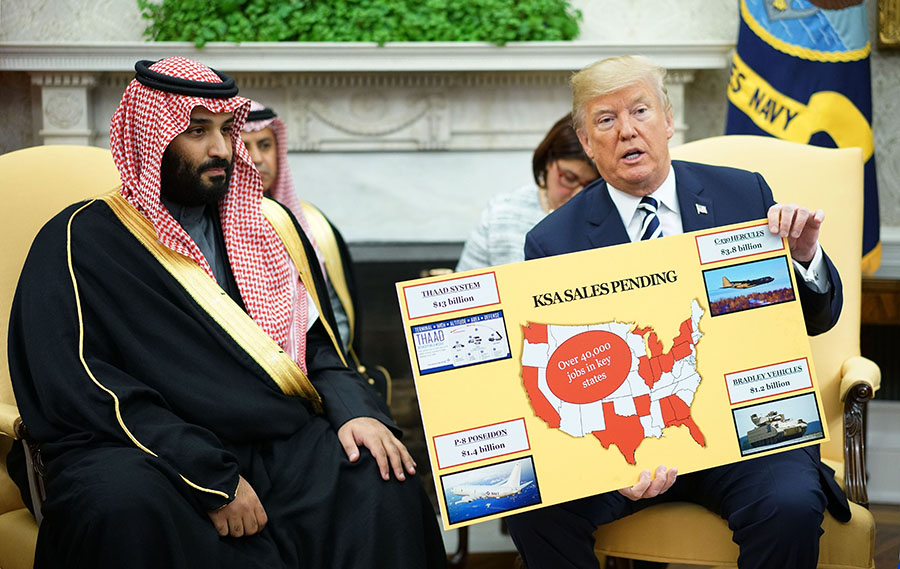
(0, 41, 733, 149)
(0, 41, 733, 72)
(0, 41, 736, 250)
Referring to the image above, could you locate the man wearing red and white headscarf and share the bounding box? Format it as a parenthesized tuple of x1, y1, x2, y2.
(240, 101, 398, 408)
(240, 101, 396, 405)
(241, 101, 353, 352)
(7, 57, 445, 569)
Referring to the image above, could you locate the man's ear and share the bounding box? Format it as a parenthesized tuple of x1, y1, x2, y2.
(577, 129, 594, 160)
(665, 111, 675, 141)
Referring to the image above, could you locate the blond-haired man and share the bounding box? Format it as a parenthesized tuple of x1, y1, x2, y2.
(507, 55, 849, 569)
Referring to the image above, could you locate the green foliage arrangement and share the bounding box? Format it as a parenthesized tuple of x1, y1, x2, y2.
(137, 0, 583, 47)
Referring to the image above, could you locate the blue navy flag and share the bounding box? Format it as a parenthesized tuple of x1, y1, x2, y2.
(725, 0, 880, 274)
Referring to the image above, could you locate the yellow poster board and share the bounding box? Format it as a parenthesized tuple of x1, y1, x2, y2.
(396, 219, 829, 530)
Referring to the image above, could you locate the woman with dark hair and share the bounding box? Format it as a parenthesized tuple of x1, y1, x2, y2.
(455, 113, 599, 271)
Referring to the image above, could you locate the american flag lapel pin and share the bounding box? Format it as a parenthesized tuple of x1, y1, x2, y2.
(695, 203, 708, 215)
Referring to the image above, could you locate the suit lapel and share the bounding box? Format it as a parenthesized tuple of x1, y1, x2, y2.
(585, 181, 631, 249)
(585, 164, 720, 248)
(674, 161, 717, 233)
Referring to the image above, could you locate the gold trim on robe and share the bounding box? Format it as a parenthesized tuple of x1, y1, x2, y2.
(296, 200, 356, 344)
(103, 191, 327, 412)
(67, 200, 228, 500)
(261, 198, 348, 369)
(293, 201, 391, 402)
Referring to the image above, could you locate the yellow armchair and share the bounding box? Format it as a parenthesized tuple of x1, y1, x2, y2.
(0, 145, 121, 569)
(593, 135, 879, 569)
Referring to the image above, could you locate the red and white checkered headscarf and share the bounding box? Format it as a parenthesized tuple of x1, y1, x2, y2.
(109, 57, 308, 371)
(242, 101, 322, 261)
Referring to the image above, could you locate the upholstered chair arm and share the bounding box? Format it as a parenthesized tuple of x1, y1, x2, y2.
(0, 402, 22, 440)
(840, 356, 881, 401)
(0, 402, 44, 521)
(840, 355, 880, 508)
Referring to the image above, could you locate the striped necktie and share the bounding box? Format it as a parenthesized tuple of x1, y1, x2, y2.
(638, 196, 663, 240)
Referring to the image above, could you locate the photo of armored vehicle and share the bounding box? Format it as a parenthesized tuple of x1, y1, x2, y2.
(746, 410, 807, 448)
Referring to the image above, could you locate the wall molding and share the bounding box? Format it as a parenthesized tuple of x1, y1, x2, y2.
(4, 42, 731, 154)
(0, 41, 734, 72)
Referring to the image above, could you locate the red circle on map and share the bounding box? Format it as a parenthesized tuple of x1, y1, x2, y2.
(546, 331, 632, 404)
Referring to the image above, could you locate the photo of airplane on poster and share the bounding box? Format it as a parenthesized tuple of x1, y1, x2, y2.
(441, 457, 541, 525)
(721, 275, 774, 289)
(702, 256, 795, 316)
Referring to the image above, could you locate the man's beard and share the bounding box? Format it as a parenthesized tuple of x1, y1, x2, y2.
(160, 148, 233, 207)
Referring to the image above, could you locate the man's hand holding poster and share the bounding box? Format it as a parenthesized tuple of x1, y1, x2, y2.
(397, 219, 829, 529)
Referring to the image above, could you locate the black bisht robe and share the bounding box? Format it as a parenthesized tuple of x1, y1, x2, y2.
(7, 198, 445, 569)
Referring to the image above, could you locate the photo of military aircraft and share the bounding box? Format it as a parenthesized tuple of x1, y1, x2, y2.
(721, 275, 775, 289)
(451, 462, 533, 503)
(703, 257, 795, 316)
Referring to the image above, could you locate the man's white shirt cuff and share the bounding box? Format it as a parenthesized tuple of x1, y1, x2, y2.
(792, 243, 830, 293)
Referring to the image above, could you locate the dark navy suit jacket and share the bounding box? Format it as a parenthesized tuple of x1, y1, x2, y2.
(524, 159, 850, 521)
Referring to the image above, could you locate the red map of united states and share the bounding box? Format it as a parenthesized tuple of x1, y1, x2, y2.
(520, 300, 706, 464)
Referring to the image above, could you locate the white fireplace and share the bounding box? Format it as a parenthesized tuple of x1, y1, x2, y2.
(1, 41, 733, 259)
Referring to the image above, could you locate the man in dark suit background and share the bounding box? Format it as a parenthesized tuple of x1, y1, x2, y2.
(506, 55, 850, 569)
